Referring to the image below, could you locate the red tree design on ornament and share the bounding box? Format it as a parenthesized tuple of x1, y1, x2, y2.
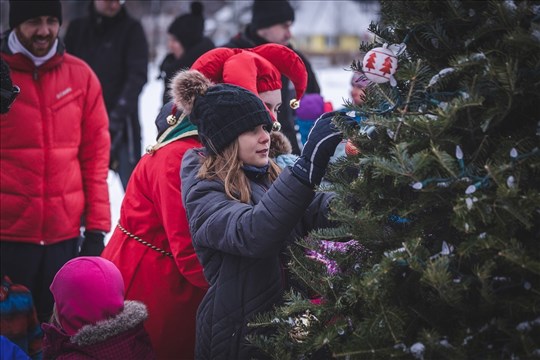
(380, 56, 394, 75)
(365, 52, 377, 70)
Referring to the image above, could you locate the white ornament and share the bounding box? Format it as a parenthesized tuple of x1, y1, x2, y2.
(362, 43, 398, 86)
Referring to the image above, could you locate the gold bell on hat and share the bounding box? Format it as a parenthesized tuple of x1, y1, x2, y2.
(272, 121, 282, 132)
(145, 144, 156, 155)
(289, 98, 300, 109)
(166, 114, 178, 126)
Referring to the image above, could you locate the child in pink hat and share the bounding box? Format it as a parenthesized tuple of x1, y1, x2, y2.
(41, 257, 155, 359)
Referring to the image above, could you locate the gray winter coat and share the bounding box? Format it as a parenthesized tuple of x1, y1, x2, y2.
(180, 149, 335, 360)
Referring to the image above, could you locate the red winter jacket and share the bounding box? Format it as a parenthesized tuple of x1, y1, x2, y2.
(1, 44, 111, 244)
(102, 135, 207, 360)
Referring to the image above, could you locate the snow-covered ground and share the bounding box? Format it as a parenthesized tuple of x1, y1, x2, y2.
(106, 62, 354, 241)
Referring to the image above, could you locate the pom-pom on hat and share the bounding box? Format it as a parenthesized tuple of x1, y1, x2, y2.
(191, 43, 307, 115)
(9, 0, 62, 29)
(168, 1, 204, 50)
(170, 70, 273, 155)
(251, 0, 294, 30)
(50, 257, 125, 336)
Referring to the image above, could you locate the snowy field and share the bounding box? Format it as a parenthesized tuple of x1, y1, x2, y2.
(106, 62, 354, 241)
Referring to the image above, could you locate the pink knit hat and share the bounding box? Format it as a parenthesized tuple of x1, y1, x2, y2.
(50, 257, 125, 336)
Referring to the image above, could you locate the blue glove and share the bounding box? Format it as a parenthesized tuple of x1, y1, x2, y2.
(291, 111, 357, 186)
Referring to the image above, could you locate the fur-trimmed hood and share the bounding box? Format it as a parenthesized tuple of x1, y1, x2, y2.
(269, 131, 292, 158)
(71, 300, 147, 346)
(42, 300, 155, 360)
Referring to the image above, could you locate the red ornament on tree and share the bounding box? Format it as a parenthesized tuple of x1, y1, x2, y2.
(362, 43, 398, 86)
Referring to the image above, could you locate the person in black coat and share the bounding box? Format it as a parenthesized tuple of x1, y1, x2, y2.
(221, 0, 321, 156)
(175, 70, 357, 359)
(64, 0, 148, 190)
(159, 1, 215, 106)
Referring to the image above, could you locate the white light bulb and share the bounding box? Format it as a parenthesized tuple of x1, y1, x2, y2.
(456, 145, 463, 160)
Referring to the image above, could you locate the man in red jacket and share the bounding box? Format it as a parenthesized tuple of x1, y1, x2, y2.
(0, 0, 111, 323)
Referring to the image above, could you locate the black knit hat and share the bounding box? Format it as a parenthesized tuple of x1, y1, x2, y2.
(168, 2, 204, 50)
(191, 84, 273, 154)
(251, 0, 295, 30)
(9, 0, 62, 29)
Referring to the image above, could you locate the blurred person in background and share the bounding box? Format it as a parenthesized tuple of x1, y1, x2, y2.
(65, 0, 149, 190)
(295, 93, 334, 145)
(222, 0, 321, 156)
(349, 71, 370, 107)
(158, 1, 215, 106)
(0, 0, 111, 323)
(332, 71, 371, 161)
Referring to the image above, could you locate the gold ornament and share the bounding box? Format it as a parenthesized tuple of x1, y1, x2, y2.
(288, 310, 318, 343)
(289, 98, 300, 109)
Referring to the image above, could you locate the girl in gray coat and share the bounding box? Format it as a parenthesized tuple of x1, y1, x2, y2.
(175, 70, 356, 360)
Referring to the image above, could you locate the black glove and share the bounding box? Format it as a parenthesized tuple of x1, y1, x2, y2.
(1, 58, 20, 114)
(291, 111, 357, 186)
(79, 230, 106, 256)
(108, 110, 127, 170)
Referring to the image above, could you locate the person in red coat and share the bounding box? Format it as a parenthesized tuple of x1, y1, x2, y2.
(101, 43, 307, 360)
(102, 102, 205, 360)
(0, 0, 111, 323)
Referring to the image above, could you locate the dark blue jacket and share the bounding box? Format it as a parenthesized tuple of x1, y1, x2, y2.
(181, 149, 334, 359)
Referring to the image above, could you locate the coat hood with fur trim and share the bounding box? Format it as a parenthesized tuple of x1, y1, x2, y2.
(42, 301, 155, 359)
(71, 301, 147, 346)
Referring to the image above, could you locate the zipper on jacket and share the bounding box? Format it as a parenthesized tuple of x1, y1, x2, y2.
(33, 68, 38, 81)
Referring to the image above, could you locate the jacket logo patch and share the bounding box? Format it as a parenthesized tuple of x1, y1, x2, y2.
(56, 87, 72, 99)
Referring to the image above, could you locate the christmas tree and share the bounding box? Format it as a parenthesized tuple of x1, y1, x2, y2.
(249, 1, 540, 359)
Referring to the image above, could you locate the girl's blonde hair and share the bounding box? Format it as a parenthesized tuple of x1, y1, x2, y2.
(50, 303, 61, 328)
(198, 139, 281, 203)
